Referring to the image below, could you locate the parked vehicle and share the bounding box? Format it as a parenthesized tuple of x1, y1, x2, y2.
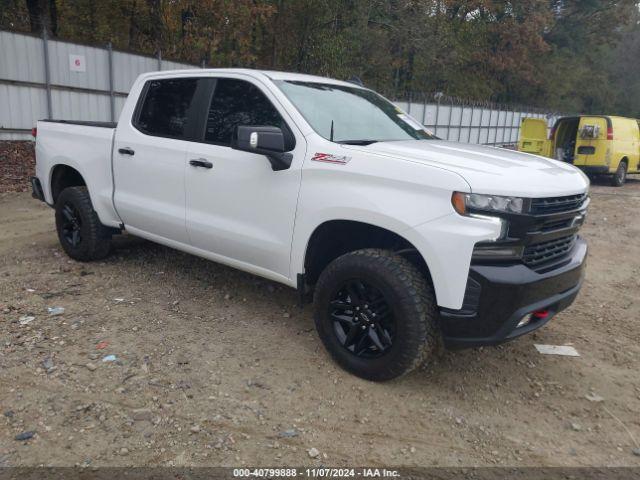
(519, 115, 640, 186)
(32, 69, 590, 380)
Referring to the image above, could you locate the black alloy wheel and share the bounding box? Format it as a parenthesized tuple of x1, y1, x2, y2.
(329, 279, 396, 358)
(313, 249, 439, 381)
(60, 202, 82, 247)
(54, 186, 112, 261)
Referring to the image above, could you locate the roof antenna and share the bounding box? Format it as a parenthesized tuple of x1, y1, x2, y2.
(330, 120, 334, 142)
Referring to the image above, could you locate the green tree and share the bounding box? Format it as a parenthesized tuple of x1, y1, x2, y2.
(1, 0, 639, 114)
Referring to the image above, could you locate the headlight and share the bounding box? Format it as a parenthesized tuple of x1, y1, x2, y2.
(451, 192, 525, 216)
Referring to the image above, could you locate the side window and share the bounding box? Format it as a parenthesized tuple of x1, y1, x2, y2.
(135, 78, 199, 139)
(205, 79, 291, 147)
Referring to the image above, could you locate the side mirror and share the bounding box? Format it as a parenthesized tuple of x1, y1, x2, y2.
(231, 125, 293, 171)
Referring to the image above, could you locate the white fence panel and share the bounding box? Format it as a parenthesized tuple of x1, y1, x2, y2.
(163, 60, 197, 71)
(47, 39, 110, 91)
(0, 83, 47, 130)
(114, 95, 128, 121)
(396, 98, 562, 145)
(0, 30, 565, 141)
(0, 30, 46, 84)
(50, 90, 111, 122)
(112, 51, 160, 93)
(1, 30, 197, 139)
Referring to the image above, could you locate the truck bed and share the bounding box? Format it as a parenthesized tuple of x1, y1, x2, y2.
(34, 119, 121, 228)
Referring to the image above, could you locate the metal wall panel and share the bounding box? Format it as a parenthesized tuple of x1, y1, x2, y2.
(50, 90, 111, 121)
(1, 30, 562, 145)
(0, 31, 45, 83)
(367, 98, 554, 144)
(114, 96, 128, 121)
(0, 84, 47, 129)
(163, 60, 197, 71)
(112, 51, 159, 93)
(110, 52, 193, 93)
(0, 132, 32, 140)
(401, 99, 559, 144)
(394, 100, 409, 112)
(47, 39, 110, 90)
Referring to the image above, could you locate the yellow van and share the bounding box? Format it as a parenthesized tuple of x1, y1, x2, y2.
(519, 116, 640, 186)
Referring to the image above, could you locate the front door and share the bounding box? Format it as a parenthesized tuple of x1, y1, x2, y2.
(185, 77, 304, 280)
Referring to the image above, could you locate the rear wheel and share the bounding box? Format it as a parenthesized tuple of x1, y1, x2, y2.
(313, 249, 439, 381)
(611, 160, 627, 187)
(55, 186, 112, 261)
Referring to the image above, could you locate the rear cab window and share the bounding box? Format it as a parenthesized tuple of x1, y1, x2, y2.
(133, 78, 205, 140)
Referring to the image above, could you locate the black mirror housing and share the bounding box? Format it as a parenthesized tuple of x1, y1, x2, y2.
(231, 126, 293, 171)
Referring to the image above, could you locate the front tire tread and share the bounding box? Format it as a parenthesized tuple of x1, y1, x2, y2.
(313, 248, 439, 381)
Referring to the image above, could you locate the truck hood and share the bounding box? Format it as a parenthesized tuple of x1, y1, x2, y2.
(344, 140, 589, 197)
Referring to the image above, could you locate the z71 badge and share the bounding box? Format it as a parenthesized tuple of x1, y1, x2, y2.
(311, 152, 352, 165)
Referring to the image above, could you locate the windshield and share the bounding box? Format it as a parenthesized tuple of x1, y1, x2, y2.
(275, 80, 438, 144)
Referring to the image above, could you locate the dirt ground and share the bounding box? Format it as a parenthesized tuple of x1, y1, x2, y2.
(1, 175, 640, 468)
(0, 141, 34, 193)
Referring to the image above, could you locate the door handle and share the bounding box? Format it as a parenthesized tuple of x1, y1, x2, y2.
(189, 159, 213, 169)
(118, 147, 135, 155)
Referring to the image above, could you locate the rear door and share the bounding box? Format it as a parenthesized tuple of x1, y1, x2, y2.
(113, 77, 211, 244)
(573, 116, 608, 168)
(518, 118, 551, 157)
(184, 76, 305, 280)
(615, 118, 640, 173)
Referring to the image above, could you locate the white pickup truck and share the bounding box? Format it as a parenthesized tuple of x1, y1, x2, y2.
(32, 69, 590, 380)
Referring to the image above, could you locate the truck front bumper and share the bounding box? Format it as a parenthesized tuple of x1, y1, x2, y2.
(440, 237, 587, 348)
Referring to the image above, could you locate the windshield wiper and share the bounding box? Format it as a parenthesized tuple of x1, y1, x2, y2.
(337, 139, 379, 145)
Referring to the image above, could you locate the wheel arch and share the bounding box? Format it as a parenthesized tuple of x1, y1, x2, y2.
(302, 219, 433, 288)
(50, 163, 87, 204)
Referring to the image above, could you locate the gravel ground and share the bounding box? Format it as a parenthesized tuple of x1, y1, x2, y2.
(0, 174, 639, 468)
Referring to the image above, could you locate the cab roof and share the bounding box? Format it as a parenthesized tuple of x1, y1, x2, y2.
(139, 68, 363, 89)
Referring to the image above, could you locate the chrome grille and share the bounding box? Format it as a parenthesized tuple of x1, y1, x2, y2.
(530, 194, 587, 215)
(523, 235, 576, 268)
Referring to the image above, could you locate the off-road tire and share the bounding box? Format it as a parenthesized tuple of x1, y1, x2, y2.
(55, 186, 112, 261)
(611, 161, 627, 187)
(313, 249, 440, 381)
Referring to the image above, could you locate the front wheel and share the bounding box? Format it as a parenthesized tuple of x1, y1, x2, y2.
(55, 186, 112, 261)
(611, 161, 627, 187)
(313, 249, 440, 381)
